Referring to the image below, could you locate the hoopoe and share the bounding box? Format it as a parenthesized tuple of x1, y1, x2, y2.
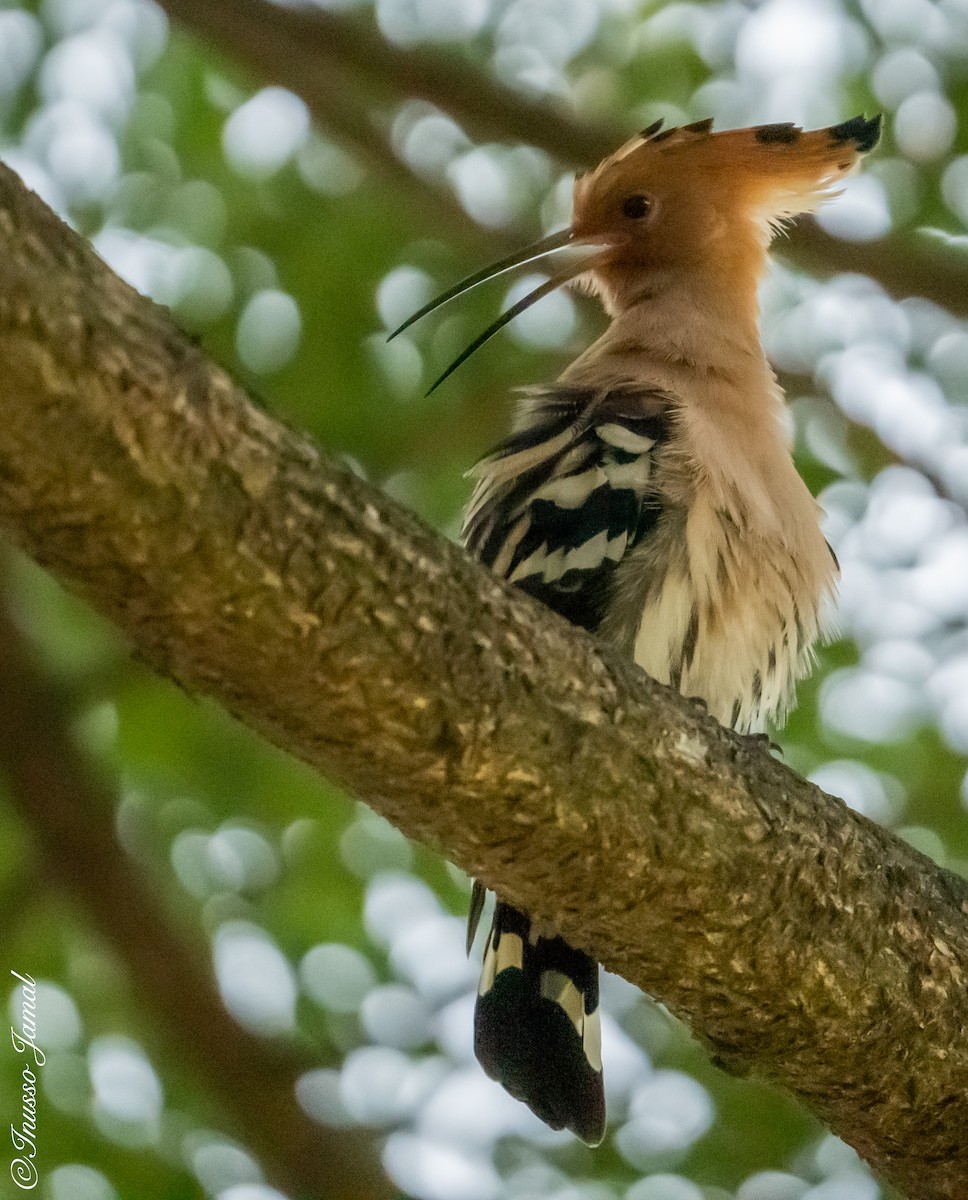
(392, 114, 881, 1145)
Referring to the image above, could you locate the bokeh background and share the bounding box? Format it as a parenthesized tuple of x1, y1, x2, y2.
(2, 0, 968, 1197)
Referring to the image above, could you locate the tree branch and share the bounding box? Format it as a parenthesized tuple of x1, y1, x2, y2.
(0, 163, 966, 1198)
(156, 0, 968, 316)
(0, 579, 388, 1200)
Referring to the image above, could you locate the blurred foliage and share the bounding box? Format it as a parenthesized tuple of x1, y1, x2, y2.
(1, 0, 967, 1198)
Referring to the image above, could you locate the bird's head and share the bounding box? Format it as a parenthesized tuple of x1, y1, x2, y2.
(391, 115, 881, 391)
(570, 114, 881, 312)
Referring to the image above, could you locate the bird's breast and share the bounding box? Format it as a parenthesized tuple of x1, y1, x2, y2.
(602, 467, 835, 733)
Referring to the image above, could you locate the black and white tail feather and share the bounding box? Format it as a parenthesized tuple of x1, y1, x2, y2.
(463, 384, 670, 1146)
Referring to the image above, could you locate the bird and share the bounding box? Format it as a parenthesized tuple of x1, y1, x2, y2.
(390, 113, 881, 1146)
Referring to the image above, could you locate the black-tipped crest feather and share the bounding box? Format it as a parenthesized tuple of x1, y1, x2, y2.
(828, 113, 882, 152)
(754, 122, 801, 144)
(638, 118, 665, 139)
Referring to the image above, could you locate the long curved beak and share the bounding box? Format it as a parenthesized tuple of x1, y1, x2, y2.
(387, 226, 576, 341)
(387, 225, 610, 393)
(423, 251, 602, 395)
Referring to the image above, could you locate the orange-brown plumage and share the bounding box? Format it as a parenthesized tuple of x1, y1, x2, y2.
(571, 115, 881, 316)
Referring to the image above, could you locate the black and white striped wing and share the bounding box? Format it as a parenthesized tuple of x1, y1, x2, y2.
(463, 387, 668, 632)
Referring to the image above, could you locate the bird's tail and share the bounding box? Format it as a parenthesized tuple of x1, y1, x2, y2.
(474, 900, 605, 1145)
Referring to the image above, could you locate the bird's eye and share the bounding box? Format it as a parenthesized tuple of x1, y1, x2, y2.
(621, 194, 652, 220)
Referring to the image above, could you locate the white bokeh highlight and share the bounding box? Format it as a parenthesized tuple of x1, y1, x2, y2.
(300, 942, 377, 1014)
(88, 1036, 163, 1144)
(236, 290, 302, 374)
(213, 922, 297, 1034)
(222, 87, 310, 178)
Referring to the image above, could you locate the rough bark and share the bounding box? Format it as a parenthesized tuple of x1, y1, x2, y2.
(155, 0, 968, 318)
(0, 164, 966, 1199)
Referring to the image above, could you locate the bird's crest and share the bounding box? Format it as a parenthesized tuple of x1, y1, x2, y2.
(578, 114, 882, 233)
